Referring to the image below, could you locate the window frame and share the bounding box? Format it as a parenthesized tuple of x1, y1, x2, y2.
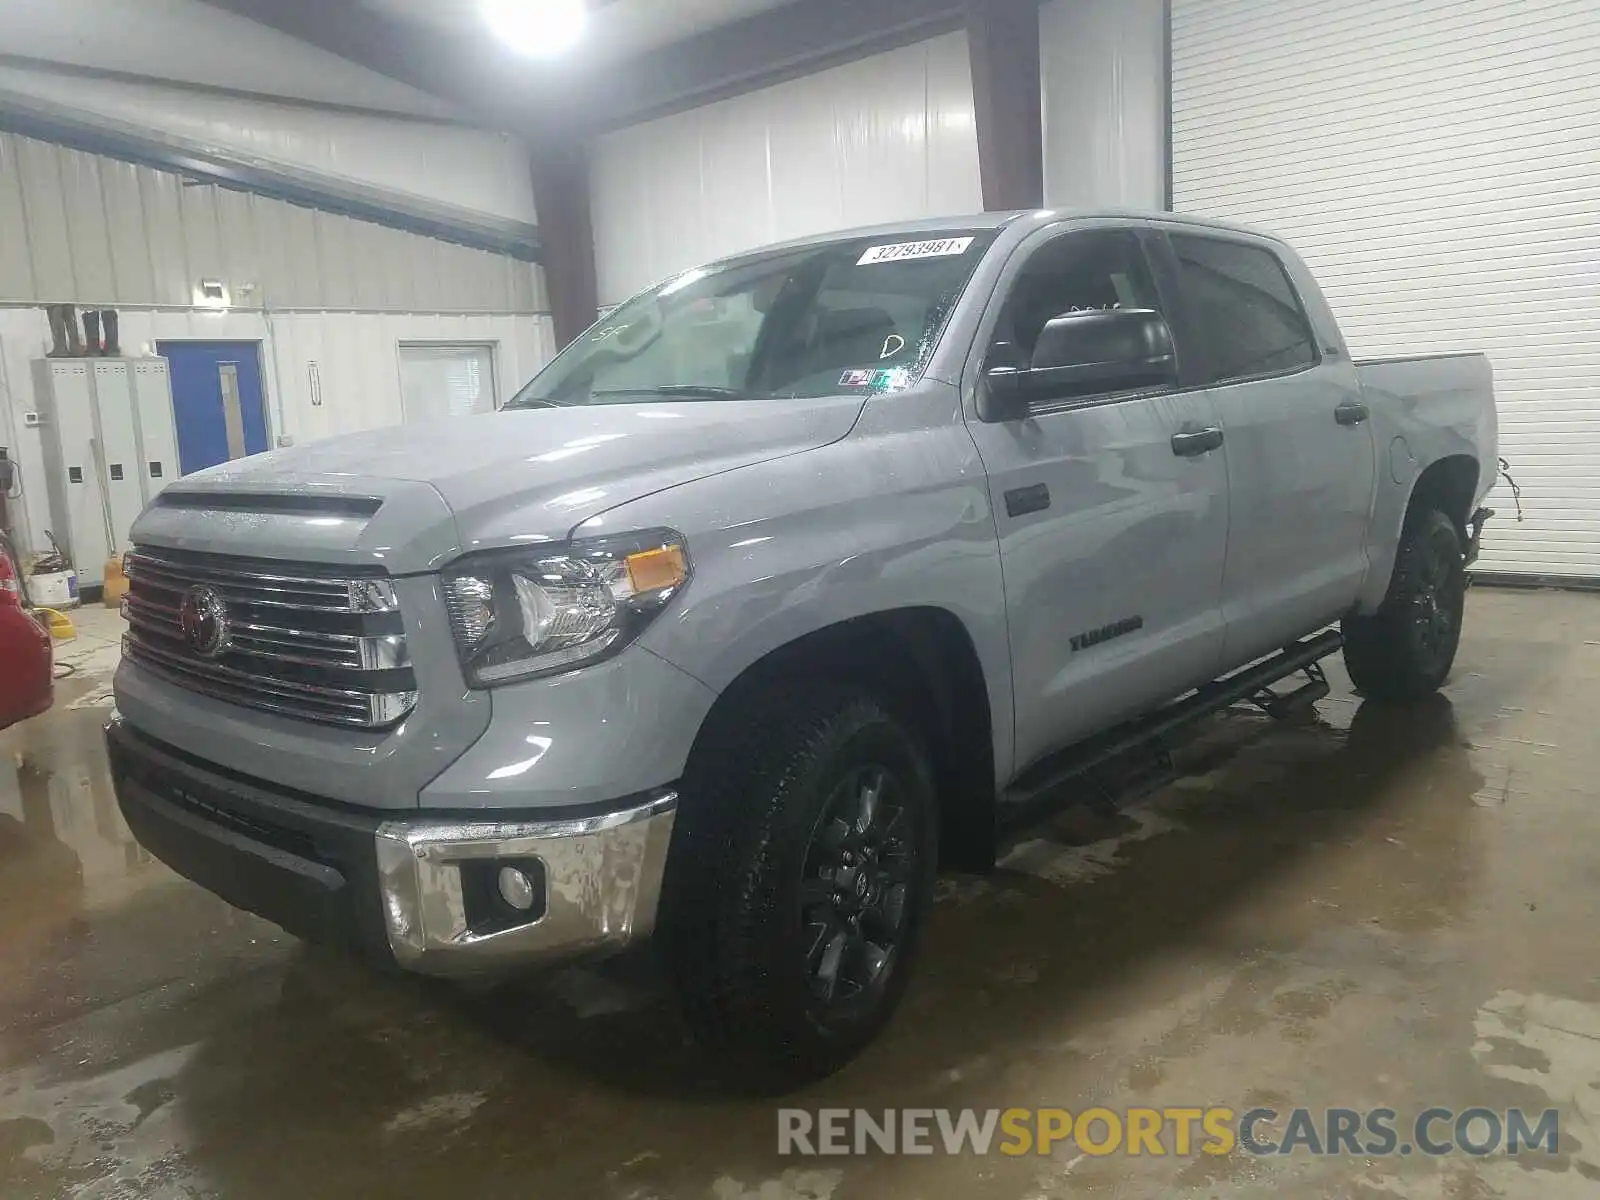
(963, 222, 1204, 421)
(396, 340, 502, 421)
(1159, 230, 1323, 388)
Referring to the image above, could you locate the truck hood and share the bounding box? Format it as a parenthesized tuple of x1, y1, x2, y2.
(132, 397, 865, 573)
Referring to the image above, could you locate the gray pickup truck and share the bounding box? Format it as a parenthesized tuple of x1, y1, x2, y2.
(108, 210, 1496, 1089)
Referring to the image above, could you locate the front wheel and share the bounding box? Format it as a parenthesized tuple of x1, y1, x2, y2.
(662, 684, 938, 1093)
(1342, 508, 1466, 700)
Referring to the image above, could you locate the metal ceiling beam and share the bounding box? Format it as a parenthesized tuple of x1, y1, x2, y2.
(0, 88, 542, 261)
(196, 0, 972, 135)
(195, 0, 525, 127)
(586, 0, 966, 129)
(0, 52, 481, 127)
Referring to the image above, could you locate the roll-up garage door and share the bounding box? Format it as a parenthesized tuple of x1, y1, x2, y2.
(1172, 0, 1600, 578)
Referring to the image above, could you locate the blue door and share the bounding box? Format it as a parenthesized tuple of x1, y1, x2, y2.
(157, 341, 270, 475)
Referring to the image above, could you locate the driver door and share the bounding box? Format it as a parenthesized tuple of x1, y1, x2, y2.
(963, 225, 1231, 776)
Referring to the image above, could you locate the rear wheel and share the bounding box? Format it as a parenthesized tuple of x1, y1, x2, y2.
(1342, 508, 1466, 700)
(663, 683, 937, 1093)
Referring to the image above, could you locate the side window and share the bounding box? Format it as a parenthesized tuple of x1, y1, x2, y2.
(1169, 235, 1317, 382)
(991, 231, 1164, 369)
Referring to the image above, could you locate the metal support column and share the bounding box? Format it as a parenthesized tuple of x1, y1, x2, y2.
(530, 139, 600, 351)
(965, 0, 1044, 212)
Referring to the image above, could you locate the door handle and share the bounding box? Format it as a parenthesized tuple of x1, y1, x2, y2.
(1335, 401, 1370, 426)
(1005, 483, 1051, 517)
(1171, 427, 1224, 457)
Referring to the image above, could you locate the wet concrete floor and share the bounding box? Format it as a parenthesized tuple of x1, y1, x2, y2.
(2, 591, 1598, 1198)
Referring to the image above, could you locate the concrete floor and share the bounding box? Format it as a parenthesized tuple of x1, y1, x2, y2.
(2, 591, 1599, 1199)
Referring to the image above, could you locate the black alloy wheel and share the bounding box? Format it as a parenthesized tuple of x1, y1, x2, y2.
(801, 764, 914, 1018)
(1410, 519, 1466, 671)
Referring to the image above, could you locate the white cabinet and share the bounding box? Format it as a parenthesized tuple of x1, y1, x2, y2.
(130, 361, 180, 505)
(31, 357, 177, 587)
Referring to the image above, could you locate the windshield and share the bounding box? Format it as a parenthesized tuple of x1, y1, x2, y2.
(508, 231, 998, 408)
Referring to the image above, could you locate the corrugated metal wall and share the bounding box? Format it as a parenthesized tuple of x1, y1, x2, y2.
(1172, 0, 1598, 578)
(590, 32, 983, 305)
(1039, 0, 1167, 210)
(0, 133, 544, 312)
(0, 66, 538, 225)
(0, 133, 553, 558)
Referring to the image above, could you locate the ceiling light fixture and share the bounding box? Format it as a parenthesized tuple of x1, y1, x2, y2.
(482, 0, 588, 58)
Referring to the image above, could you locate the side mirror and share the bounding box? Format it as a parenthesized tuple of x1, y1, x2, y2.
(979, 308, 1178, 421)
(979, 339, 1029, 421)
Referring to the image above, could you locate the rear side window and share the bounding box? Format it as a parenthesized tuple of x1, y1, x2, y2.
(1170, 235, 1317, 383)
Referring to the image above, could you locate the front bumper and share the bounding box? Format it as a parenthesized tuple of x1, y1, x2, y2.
(107, 718, 677, 976)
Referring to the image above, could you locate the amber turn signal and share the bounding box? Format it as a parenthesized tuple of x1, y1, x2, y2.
(625, 544, 689, 593)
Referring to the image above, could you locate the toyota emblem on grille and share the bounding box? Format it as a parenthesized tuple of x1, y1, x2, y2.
(179, 584, 231, 659)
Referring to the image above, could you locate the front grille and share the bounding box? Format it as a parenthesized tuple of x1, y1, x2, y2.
(123, 547, 417, 728)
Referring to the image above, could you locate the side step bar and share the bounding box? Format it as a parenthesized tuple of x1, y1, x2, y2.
(998, 629, 1344, 835)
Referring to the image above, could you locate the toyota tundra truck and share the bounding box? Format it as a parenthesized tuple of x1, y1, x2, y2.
(108, 210, 1497, 1090)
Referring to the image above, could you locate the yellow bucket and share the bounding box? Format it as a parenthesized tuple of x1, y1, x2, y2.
(36, 607, 77, 641)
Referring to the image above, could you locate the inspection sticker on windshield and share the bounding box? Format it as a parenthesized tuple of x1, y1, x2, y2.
(858, 236, 975, 266)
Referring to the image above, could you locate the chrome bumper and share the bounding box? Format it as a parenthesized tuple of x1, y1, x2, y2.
(374, 791, 677, 976)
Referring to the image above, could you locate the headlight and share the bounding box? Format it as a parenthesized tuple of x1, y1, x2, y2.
(442, 529, 691, 686)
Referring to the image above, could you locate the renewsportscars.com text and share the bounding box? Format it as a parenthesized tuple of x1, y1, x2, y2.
(777, 1107, 1560, 1158)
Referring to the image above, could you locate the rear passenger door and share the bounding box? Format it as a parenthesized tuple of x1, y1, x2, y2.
(963, 224, 1231, 777)
(1158, 232, 1375, 668)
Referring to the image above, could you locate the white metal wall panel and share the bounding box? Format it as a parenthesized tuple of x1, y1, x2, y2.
(0, 137, 37, 301)
(315, 211, 359, 311)
(275, 202, 327, 307)
(591, 32, 984, 305)
(137, 166, 191, 307)
(100, 158, 155, 303)
(215, 189, 260, 303)
(0, 133, 547, 313)
(58, 150, 116, 304)
(178, 183, 225, 294)
(1040, 0, 1167, 209)
(1173, 0, 1600, 577)
(16, 137, 73, 300)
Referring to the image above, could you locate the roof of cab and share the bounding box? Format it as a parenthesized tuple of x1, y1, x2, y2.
(707, 208, 1282, 265)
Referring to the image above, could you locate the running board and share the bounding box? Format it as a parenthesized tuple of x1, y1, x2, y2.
(998, 629, 1344, 835)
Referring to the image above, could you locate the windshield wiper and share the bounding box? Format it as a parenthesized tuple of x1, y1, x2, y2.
(594, 386, 754, 401)
(505, 396, 566, 410)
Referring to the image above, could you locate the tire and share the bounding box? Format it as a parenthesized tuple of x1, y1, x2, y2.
(1342, 508, 1466, 701)
(662, 682, 938, 1093)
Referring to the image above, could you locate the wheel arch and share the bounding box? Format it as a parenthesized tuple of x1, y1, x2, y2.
(1357, 452, 1481, 612)
(680, 607, 999, 871)
(1407, 454, 1481, 539)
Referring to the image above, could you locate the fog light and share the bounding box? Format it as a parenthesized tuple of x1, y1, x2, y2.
(497, 865, 537, 912)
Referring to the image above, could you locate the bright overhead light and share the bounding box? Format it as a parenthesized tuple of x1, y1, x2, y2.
(482, 0, 588, 58)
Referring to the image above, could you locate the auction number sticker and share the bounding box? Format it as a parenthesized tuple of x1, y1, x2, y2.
(858, 237, 975, 266)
